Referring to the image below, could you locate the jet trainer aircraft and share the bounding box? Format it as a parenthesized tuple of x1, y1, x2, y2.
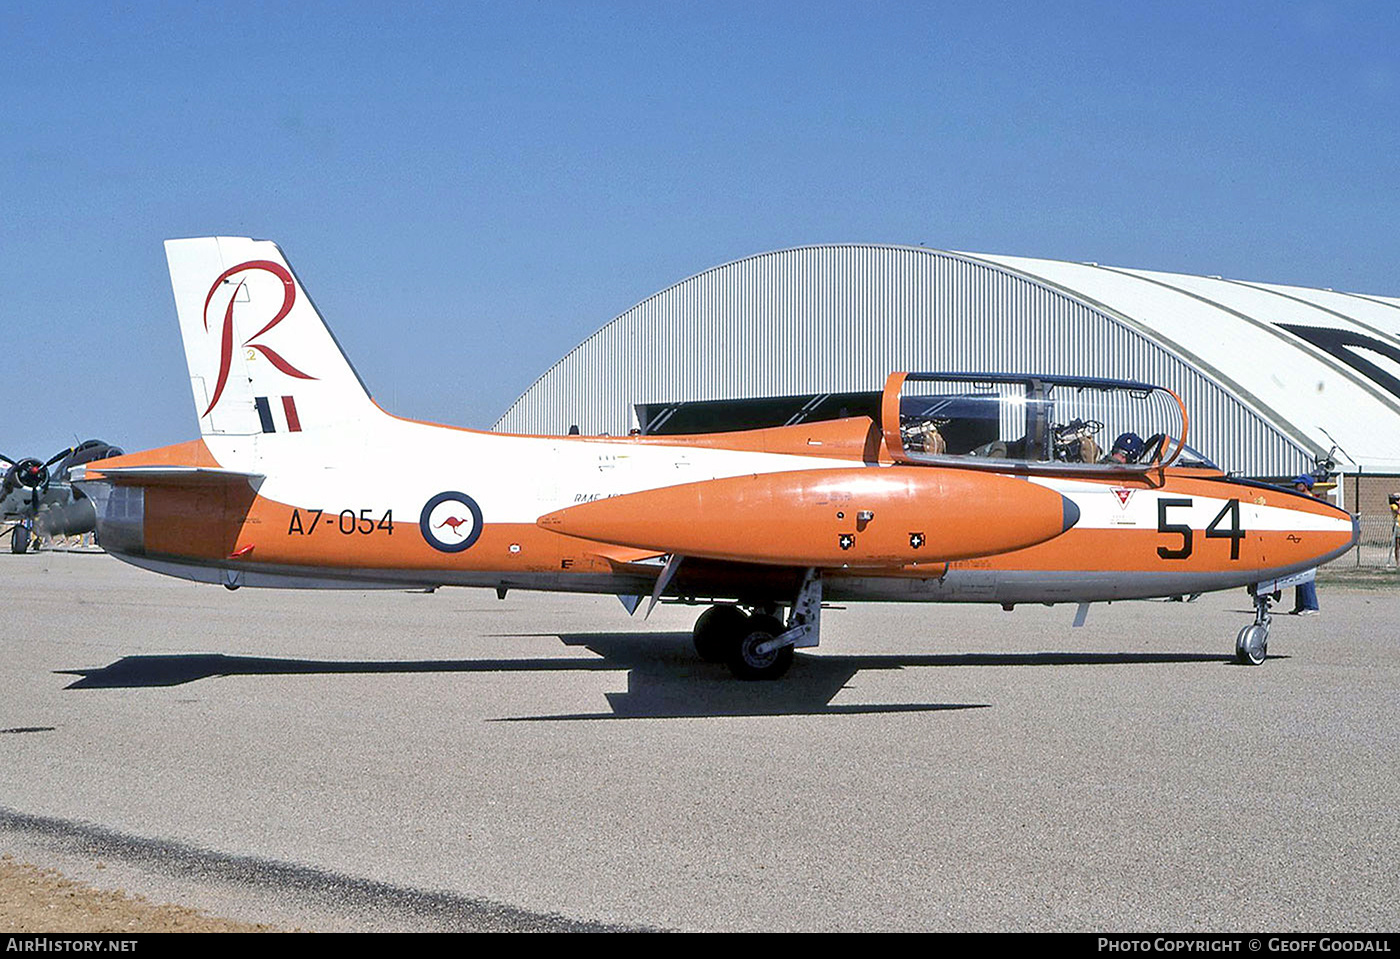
(3, 441, 123, 553)
(74, 237, 1357, 677)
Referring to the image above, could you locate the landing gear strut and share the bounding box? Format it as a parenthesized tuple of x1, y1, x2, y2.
(1235, 588, 1272, 665)
(691, 569, 823, 681)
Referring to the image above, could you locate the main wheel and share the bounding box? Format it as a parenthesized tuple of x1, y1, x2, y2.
(726, 614, 794, 681)
(693, 605, 748, 662)
(11, 524, 31, 554)
(1235, 623, 1268, 665)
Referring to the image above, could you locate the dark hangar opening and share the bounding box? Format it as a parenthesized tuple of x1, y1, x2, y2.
(636, 391, 882, 435)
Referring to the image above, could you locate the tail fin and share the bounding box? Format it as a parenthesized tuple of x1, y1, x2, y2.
(165, 237, 378, 436)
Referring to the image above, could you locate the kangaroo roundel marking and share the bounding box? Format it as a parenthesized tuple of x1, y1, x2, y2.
(420, 492, 484, 553)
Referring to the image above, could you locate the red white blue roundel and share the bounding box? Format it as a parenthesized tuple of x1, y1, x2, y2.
(420, 492, 483, 553)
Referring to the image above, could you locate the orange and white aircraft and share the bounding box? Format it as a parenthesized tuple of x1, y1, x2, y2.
(74, 237, 1358, 678)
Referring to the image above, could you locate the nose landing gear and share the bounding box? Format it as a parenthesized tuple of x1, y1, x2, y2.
(1235, 588, 1272, 665)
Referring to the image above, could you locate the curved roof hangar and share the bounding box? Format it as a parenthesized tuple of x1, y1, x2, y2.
(494, 245, 1400, 477)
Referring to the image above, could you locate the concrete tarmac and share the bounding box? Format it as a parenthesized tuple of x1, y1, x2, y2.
(1, 551, 1396, 931)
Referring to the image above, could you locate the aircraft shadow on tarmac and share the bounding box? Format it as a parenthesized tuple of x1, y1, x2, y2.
(56, 632, 1240, 721)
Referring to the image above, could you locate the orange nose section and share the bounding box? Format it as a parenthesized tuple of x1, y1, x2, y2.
(1252, 491, 1359, 573)
(538, 467, 1077, 567)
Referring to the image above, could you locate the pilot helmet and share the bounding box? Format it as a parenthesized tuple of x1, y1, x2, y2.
(1111, 432, 1144, 459)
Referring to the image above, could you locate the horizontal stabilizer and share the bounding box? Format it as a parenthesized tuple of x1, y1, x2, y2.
(72, 465, 264, 488)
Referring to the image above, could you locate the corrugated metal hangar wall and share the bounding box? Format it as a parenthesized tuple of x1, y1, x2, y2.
(494, 245, 1400, 485)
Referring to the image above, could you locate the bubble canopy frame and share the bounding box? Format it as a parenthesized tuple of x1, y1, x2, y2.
(881, 372, 1190, 474)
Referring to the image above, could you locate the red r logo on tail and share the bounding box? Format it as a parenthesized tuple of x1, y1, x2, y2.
(202, 261, 317, 417)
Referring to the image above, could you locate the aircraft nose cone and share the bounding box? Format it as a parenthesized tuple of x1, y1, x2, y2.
(1061, 495, 1081, 533)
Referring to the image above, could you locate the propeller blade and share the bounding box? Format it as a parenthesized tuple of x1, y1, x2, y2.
(44, 447, 75, 468)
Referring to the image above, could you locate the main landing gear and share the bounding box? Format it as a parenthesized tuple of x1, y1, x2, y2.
(1235, 588, 1272, 665)
(10, 521, 33, 554)
(691, 569, 823, 681)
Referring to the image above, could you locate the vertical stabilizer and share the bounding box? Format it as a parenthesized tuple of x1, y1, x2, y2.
(165, 237, 378, 436)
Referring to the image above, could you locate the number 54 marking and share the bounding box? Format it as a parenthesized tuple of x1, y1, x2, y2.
(1157, 497, 1244, 561)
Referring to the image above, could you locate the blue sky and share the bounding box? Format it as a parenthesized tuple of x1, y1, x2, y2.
(3, 1, 1397, 457)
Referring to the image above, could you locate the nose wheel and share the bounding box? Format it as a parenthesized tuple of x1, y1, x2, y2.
(1235, 590, 1272, 665)
(1235, 622, 1268, 665)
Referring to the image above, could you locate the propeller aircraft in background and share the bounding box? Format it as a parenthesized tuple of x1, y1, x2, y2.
(73, 237, 1356, 677)
(2, 441, 123, 553)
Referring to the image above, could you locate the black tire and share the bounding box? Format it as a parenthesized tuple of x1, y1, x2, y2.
(693, 605, 748, 662)
(11, 524, 30, 554)
(726, 614, 794, 681)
